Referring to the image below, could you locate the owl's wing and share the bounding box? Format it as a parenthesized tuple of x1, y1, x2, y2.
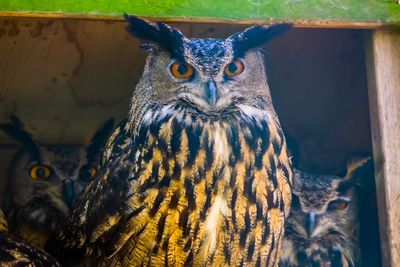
(54, 119, 137, 258)
(0, 227, 61, 266)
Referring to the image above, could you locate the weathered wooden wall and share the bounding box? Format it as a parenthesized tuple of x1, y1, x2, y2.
(365, 28, 400, 267)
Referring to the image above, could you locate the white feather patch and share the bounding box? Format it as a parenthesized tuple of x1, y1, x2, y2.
(204, 195, 228, 253)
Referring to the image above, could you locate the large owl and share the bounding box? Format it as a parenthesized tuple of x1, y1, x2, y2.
(56, 15, 293, 266)
(0, 115, 114, 249)
(0, 209, 61, 266)
(279, 157, 370, 267)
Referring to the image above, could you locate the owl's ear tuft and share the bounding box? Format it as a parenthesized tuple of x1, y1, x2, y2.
(87, 118, 115, 163)
(338, 156, 372, 191)
(0, 115, 41, 161)
(229, 23, 292, 57)
(124, 14, 186, 58)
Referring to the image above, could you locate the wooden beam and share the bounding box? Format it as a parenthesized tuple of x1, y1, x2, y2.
(365, 29, 400, 267)
(0, 0, 399, 27)
(0, 11, 395, 29)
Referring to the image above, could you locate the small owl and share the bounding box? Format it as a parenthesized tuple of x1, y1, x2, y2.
(279, 157, 370, 267)
(0, 209, 61, 266)
(55, 15, 293, 267)
(0, 115, 114, 249)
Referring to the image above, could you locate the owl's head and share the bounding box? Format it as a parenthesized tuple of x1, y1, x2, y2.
(124, 15, 291, 115)
(281, 157, 371, 266)
(0, 116, 114, 232)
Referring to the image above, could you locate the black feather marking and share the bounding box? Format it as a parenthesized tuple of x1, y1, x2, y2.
(179, 207, 190, 237)
(137, 175, 158, 193)
(268, 157, 278, 187)
(185, 124, 202, 167)
(228, 23, 292, 58)
(266, 237, 275, 265)
(255, 254, 261, 267)
(244, 171, 256, 204)
(262, 222, 270, 245)
(124, 14, 186, 59)
(231, 188, 237, 230)
(183, 237, 192, 252)
(87, 118, 114, 162)
(203, 131, 214, 171)
(172, 163, 182, 181)
(135, 124, 149, 148)
(192, 222, 200, 241)
(267, 188, 274, 209)
(0, 115, 41, 161)
(279, 196, 285, 211)
(127, 205, 146, 219)
(159, 173, 171, 188)
(143, 147, 154, 162)
(151, 162, 160, 183)
(184, 178, 196, 212)
(195, 165, 205, 184)
(230, 167, 237, 188)
(149, 190, 165, 217)
(242, 122, 257, 151)
(224, 241, 231, 264)
(255, 120, 270, 169)
(156, 213, 167, 243)
(281, 164, 290, 184)
(247, 238, 255, 262)
(272, 138, 282, 156)
(184, 251, 194, 267)
(150, 113, 172, 136)
(161, 235, 169, 252)
(200, 186, 211, 220)
(169, 189, 180, 209)
(256, 202, 263, 221)
(239, 211, 250, 247)
(170, 118, 182, 154)
(227, 123, 241, 165)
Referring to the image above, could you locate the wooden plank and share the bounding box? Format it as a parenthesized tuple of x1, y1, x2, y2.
(365, 29, 400, 267)
(0, 11, 393, 29)
(0, 0, 399, 27)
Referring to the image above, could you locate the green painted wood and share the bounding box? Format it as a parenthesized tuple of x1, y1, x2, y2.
(0, 0, 399, 23)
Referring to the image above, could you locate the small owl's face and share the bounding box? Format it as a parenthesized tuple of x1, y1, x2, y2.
(0, 116, 114, 237)
(8, 145, 97, 224)
(280, 165, 364, 267)
(289, 169, 358, 241)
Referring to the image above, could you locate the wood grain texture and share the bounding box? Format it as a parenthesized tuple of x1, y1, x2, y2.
(365, 29, 400, 267)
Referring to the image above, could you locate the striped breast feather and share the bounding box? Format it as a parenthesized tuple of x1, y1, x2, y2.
(56, 103, 292, 266)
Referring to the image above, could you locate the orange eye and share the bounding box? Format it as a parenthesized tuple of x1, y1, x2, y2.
(328, 199, 349, 211)
(224, 61, 244, 76)
(79, 164, 97, 181)
(170, 62, 194, 78)
(29, 165, 51, 180)
(335, 201, 348, 210)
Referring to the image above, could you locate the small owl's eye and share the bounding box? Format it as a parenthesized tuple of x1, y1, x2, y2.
(79, 164, 97, 181)
(170, 62, 194, 79)
(29, 165, 51, 180)
(328, 199, 349, 211)
(224, 61, 244, 76)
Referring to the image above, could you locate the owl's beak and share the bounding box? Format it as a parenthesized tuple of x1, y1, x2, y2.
(205, 79, 218, 108)
(305, 210, 318, 237)
(62, 179, 75, 209)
